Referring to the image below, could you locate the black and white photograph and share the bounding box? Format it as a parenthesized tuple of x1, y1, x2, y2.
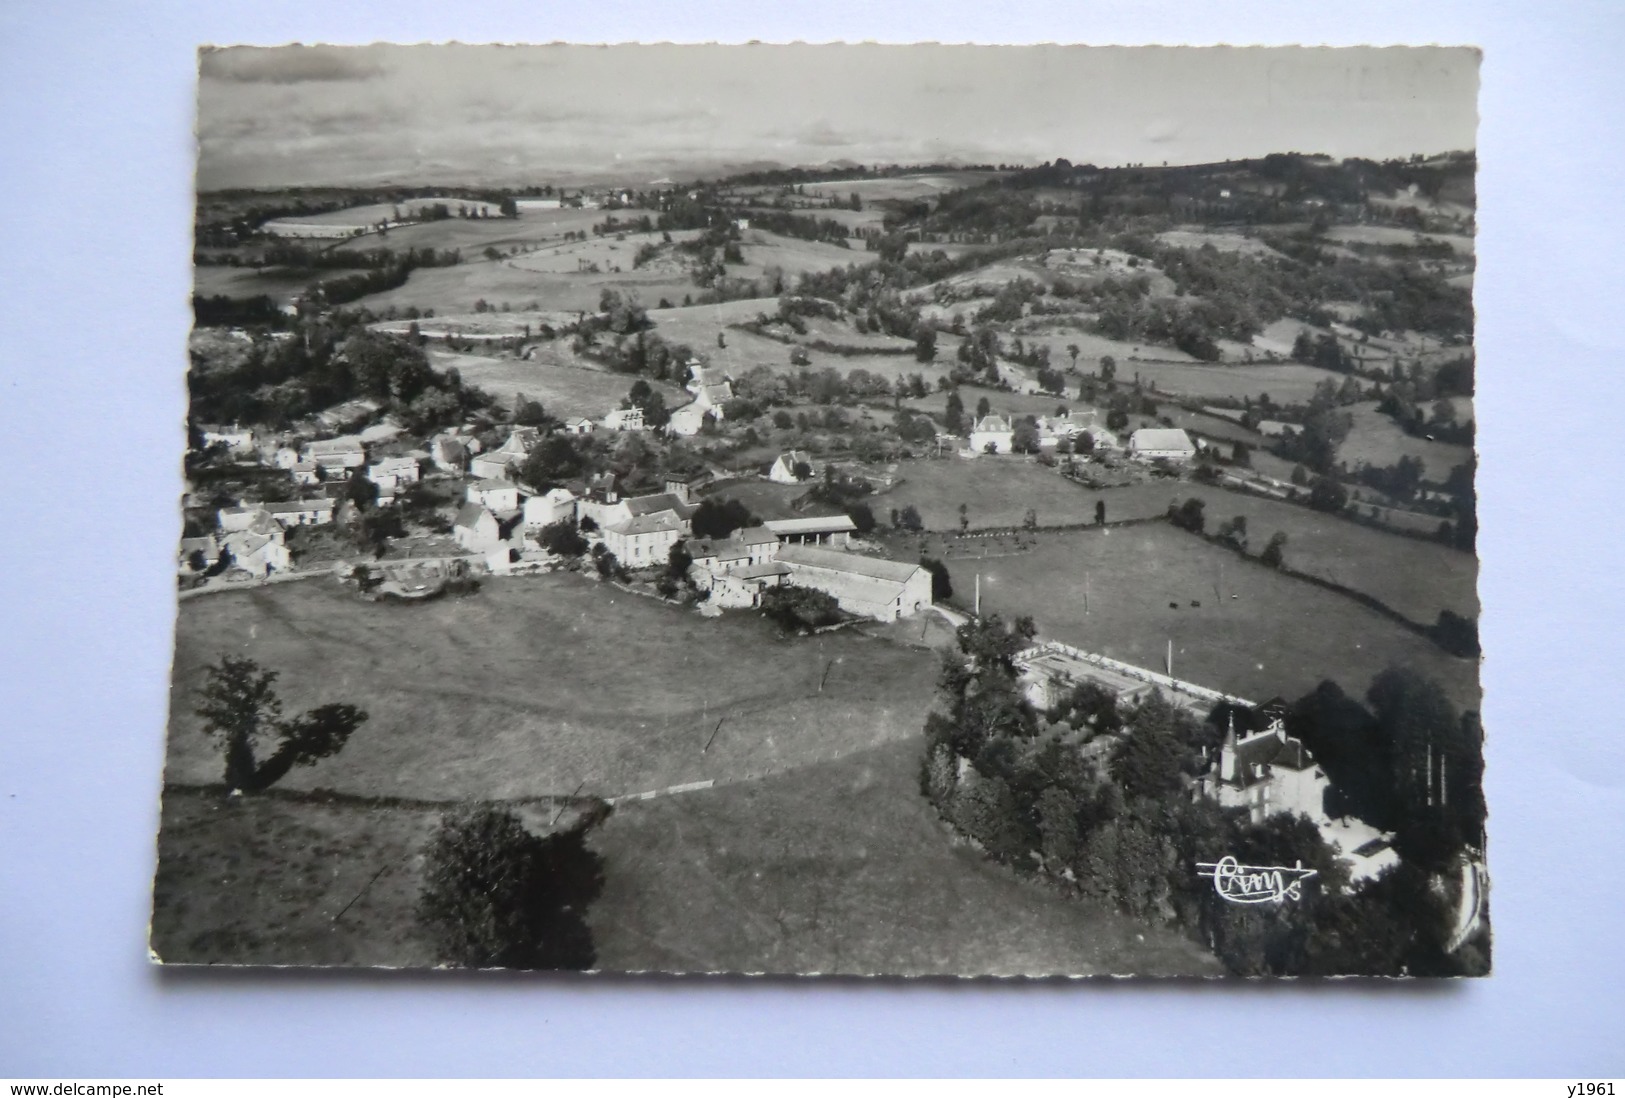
(154, 43, 1487, 977)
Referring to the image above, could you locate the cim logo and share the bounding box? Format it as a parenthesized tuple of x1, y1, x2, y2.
(1197, 856, 1318, 904)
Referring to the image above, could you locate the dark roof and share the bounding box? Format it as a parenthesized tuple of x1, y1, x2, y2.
(1225, 729, 1316, 788)
(625, 492, 691, 518)
(454, 502, 492, 529)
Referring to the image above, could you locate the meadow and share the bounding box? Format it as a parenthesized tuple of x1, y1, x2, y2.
(590, 737, 1222, 976)
(164, 573, 939, 803)
(1340, 402, 1475, 482)
(872, 456, 1107, 530)
(193, 265, 318, 305)
(424, 348, 682, 417)
(957, 523, 1481, 712)
(264, 197, 505, 233)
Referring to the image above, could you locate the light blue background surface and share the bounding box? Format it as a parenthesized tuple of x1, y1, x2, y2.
(2, 0, 1622, 1077)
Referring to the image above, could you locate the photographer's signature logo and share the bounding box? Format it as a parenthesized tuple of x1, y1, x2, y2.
(1197, 857, 1317, 904)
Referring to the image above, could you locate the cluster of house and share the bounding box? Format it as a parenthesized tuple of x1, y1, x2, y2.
(1016, 641, 1398, 884)
(965, 410, 1197, 463)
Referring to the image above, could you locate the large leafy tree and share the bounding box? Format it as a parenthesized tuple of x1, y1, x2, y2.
(417, 806, 606, 970)
(193, 656, 368, 793)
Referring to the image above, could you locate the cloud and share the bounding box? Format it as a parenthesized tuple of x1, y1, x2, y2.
(200, 45, 385, 85)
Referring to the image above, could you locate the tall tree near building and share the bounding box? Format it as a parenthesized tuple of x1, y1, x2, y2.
(193, 656, 369, 794)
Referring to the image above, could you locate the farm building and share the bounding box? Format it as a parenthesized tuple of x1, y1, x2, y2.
(467, 479, 520, 513)
(764, 515, 857, 548)
(515, 197, 562, 211)
(603, 512, 686, 569)
(290, 461, 322, 486)
(769, 451, 817, 484)
(698, 561, 793, 609)
(581, 491, 690, 534)
(970, 414, 1015, 454)
(1128, 428, 1197, 462)
(664, 471, 711, 504)
(773, 545, 933, 623)
(563, 417, 596, 435)
(264, 499, 337, 527)
(430, 436, 468, 473)
(687, 527, 781, 575)
(177, 535, 221, 574)
(522, 487, 578, 529)
(453, 504, 504, 553)
(302, 436, 367, 473)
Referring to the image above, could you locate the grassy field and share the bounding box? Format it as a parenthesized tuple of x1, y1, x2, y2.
(702, 478, 843, 521)
(1323, 224, 1475, 257)
(153, 737, 1221, 974)
(193, 265, 317, 305)
(352, 258, 698, 316)
(733, 230, 870, 279)
(264, 197, 503, 232)
(956, 523, 1480, 711)
(873, 456, 1107, 530)
(590, 737, 1223, 976)
(424, 348, 683, 416)
(1341, 402, 1474, 482)
(165, 574, 939, 802)
(796, 172, 1002, 205)
(334, 207, 622, 254)
(1156, 228, 1288, 259)
(151, 788, 441, 967)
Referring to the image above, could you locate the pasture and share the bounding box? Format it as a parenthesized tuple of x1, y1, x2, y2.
(1156, 228, 1288, 259)
(1117, 359, 1346, 406)
(1341, 402, 1474, 482)
(873, 456, 1106, 530)
(702, 478, 838, 522)
(425, 348, 682, 417)
(192, 265, 316, 305)
(349, 257, 697, 316)
(164, 574, 940, 802)
(333, 206, 616, 254)
(264, 197, 504, 234)
(960, 524, 1481, 711)
(796, 172, 1001, 205)
(1323, 224, 1475, 257)
(1009, 322, 1201, 370)
(734, 230, 870, 279)
(590, 738, 1222, 976)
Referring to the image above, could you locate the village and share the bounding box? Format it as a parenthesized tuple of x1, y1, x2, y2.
(162, 132, 1487, 979)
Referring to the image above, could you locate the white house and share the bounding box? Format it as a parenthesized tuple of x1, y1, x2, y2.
(666, 403, 714, 437)
(562, 417, 595, 436)
(687, 527, 781, 576)
(219, 530, 291, 577)
(368, 455, 420, 494)
(199, 424, 255, 455)
(430, 435, 469, 474)
(469, 451, 520, 481)
(602, 406, 646, 432)
(264, 499, 337, 527)
(290, 461, 322, 486)
(303, 436, 367, 473)
(522, 487, 578, 529)
(774, 545, 933, 623)
(467, 479, 520, 513)
(1128, 427, 1197, 462)
(603, 512, 686, 569)
(768, 451, 816, 484)
(453, 503, 505, 553)
(580, 491, 690, 535)
(515, 197, 562, 211)
(970, 414, 1015, 454)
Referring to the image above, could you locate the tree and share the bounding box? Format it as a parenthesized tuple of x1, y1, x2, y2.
(1066, 344, 1080, 370)
(691, 497, 757, 539)
(919, 556, 954, 600)
(1100, 355, 1117, 383)
(914, 326, 938, 363)
(847, 502, 877, 535)
(1095, 499, 1107, 526)
(792, 460, 814, 482)
(1260, 531, 1288, 568)
(975, 396, 991, 421)
(667, 539, 692, 579)
(1111, 692, 1191, 800)
(896, 504, 924, 532)
(944, 391, 966, 434)
(193, 656, 369, 794)
(760, 584, 843, 630)
(1168, 497, 1206, 534)
(1308, 476, 1349, 514)
(538, 519, 588, 557)
(417, 806, 605, 970)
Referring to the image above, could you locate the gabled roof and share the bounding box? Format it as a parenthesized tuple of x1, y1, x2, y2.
(306, 436, 366, 454)
(625, 492, 690, 518)
(1224, 727, 1316, 788)
(973, 415, 1013, 433)
(607, 512, 686, 537)
(179, 535, 219, 556)
(737, 525, 780, 545)
(454, 502, 495, 529)
(775, 450, 813, 469)
(764, 515, 857, 536)
(472, 478, 518, 492)
(1129, 427, 1195, 451)
(775, 544, 923, 583)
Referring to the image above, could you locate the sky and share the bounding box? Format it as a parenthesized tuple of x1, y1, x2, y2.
(195, 44, 1480, 190)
